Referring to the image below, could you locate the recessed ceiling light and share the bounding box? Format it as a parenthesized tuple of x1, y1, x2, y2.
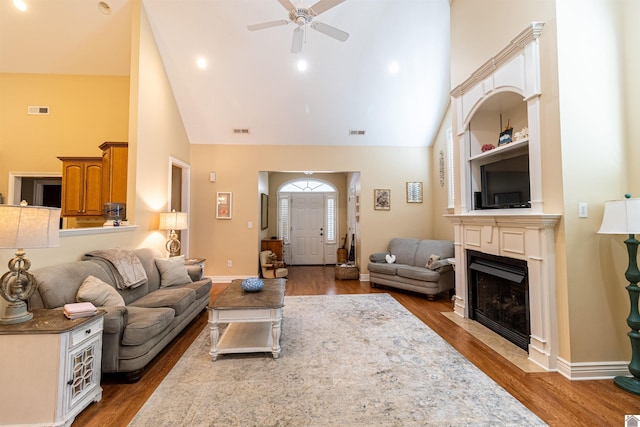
(389, 61, 400, 74)
(97, 1, 111, 15)
(196, 57, 207, 69)
(297, 60, 308, 72)
(13, 0, 27, 11)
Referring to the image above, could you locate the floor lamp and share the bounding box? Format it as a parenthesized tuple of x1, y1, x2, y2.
(0, 204, 61, 324)
(598, 194, 640, 395)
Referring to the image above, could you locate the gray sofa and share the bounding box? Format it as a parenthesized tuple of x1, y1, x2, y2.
(29, 248, 212, 382)
(368, 238, 454, 299)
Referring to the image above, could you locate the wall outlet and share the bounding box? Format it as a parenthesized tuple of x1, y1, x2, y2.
(578, 202, 588, 218)
(227, 260, 232, 268)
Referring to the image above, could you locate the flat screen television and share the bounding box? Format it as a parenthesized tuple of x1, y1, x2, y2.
(478, 154, 531, 209)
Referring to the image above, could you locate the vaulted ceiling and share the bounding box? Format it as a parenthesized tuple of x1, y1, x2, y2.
(1, 0, 451, 147)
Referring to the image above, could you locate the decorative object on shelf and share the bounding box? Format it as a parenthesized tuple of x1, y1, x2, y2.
(514, 127, 529, 141)
(0, 203, 61, 324)
(374, 189, 390, 210)
(481, 144, 495, 152)
(598, 194, 640, 395)
(406, 182, 423, 203)
(216, 192, 232, 219)
(498, 116, 513, 146)
(159, 210, 188, 257)
(261, 193, 269, 230)
(103, 202, 125, 226)
(241, 277, 264, 292)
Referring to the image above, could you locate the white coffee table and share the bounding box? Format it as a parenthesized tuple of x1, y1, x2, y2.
(207, 278, 285, 360)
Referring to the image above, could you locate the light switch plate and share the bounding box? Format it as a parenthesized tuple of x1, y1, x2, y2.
(578, 202, 588, 218)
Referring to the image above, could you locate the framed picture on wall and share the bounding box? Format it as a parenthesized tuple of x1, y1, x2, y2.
(216, 192, 232, 219)
(406, 182, 423, 203)
(261, 193, 268, 230)
(374, 189, 391, 210)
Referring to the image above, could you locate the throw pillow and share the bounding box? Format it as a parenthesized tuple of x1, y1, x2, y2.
(77, 275, 125, 307)
(155, 255, 193, 288)
(426, 254, 441, 269)
(429, 259, 449, 270)
(385, 254, 396, 264)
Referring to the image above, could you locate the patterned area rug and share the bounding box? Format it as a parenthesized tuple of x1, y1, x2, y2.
(129, 294, 546, 426)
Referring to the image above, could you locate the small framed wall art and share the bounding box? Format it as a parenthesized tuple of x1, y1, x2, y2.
(374, 189, 391, 210)
(216, 192, 232, 219)
(406, 182, 423, 203)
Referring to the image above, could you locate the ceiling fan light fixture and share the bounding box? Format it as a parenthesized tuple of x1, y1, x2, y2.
(297, 60, 308, 72)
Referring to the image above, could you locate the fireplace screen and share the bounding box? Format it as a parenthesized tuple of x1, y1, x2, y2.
(468, 251, 530, 351)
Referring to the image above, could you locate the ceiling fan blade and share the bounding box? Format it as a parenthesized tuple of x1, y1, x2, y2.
(277, 0, 297, 11)
(308, 0, 346, 16)
(291, 27, 304, 53)
(310, 21, 349, 42)
(247, 19, 290, 31)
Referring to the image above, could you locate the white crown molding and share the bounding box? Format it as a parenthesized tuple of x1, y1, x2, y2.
(451, 22, 545, 98)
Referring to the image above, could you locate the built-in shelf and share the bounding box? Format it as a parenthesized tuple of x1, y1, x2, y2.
(468, 138, 529, 162)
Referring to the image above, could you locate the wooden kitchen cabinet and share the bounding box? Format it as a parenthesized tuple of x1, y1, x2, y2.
(58, 157, 103, 217)
(100, 141, 128, 205)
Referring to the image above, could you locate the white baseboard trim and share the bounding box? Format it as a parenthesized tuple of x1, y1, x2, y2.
(360, 273, 370, 282)
(556, 357, 630, 380)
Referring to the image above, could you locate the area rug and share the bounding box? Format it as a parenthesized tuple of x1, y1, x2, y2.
(129, 294, 546, 426)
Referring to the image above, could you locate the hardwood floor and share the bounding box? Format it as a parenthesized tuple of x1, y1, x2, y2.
(74, 266, 640, 426)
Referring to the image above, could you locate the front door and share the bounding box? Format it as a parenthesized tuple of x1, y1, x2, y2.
(290, 193, 324, 265)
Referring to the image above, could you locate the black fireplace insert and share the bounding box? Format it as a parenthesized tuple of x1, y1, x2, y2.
(467, 250, 530, 351)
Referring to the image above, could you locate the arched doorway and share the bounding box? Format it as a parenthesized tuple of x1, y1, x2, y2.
(278, 178, 337, 265)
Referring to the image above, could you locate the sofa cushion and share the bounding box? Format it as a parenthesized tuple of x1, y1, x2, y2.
(396, 265, 440, 282)
(129, 287, 196, 316)
(175, 278, 212, 300)
(122, 306, 175, 346)
(368, 262, 399, 275)
(388, 238, 420, 265)
(155, 255, 193, 288)
(76, 275, 125, 307)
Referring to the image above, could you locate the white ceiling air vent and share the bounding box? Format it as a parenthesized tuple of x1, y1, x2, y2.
(232, 128, 250, 135)
(27, 106, 50, 115)
(349, 129, 365, 136)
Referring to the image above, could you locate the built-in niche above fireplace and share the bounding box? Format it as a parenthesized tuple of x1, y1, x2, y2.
(467, 250, 530, 351)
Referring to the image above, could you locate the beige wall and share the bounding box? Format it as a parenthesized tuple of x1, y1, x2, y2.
(188, 144, 446, 278)
(0, 73, 129, 201)
(555, 0, 637, 363)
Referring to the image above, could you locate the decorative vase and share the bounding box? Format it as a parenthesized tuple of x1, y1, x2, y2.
(241, 278, 264, 292)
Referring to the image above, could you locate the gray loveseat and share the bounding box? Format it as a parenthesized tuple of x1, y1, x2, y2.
(368, 238, 454, 299)
(29, 248, 212, 382)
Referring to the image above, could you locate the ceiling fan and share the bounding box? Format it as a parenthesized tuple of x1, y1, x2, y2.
(247, 0, 349, 53)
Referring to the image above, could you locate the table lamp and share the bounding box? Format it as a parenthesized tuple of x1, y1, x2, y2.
(598, 194, 640, 395)
(0, 204, 61, 324)
(159, 210, 188, 257)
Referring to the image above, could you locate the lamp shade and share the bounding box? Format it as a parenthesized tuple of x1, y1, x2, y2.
(159, 211, 188, 231)
(598, 198, 640, 235)
(0, 205, 61, 249)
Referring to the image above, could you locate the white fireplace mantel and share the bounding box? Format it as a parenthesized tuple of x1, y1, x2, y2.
(445, 213, 561, 371)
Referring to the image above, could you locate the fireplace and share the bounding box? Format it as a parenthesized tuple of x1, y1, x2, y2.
(467, 250, 530, 351)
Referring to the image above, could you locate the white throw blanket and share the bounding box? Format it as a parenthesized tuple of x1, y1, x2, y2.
(84, 249, 148, 290)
